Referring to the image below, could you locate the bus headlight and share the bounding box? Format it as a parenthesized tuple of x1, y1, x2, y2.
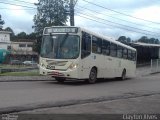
(69, 63, 78, 70)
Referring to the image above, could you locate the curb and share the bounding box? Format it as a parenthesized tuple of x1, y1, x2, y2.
(0, 76, 53, 82)
(0, 79, 53, 82)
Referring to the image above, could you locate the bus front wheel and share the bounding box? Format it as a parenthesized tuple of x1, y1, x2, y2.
(87, 68, 97, 84)
(55, 77, 65, 83)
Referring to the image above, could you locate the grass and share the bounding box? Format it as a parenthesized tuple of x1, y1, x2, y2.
(0, 64, 33, 69)
(0, 70, 40, 76)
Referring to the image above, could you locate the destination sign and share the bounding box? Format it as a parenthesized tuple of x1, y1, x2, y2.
(44, 27, 78, 34)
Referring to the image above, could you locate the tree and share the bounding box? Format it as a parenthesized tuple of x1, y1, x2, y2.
(26, 32, 39, 53)
(126, 37, 131, 43)
(149, 38, 155, 44)
(33, 0, 69, 53)
(0, 15, 4, 30)
(138, 36, 148, 43)
(117, 36, 131, 45)
(33, 0, 69, 36)
(117, 36, 126, 43)
(4, 27, 15, 41)
(33, 36, 41, 53)
(17, 32, 27, 39)
(155, 39, 159, 44)
(27, 32, 37, 39)
(138, 36, 159, 44)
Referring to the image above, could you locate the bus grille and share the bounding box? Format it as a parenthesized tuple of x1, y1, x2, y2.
(46, 60, 67, 66)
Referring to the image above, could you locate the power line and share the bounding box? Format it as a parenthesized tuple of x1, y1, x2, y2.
(75, 10, 160, 35)
(0, 1, 36, 9)
(82, 0, 160, 25)
(78, 14, 160, 38)
(76, 13, 160, 38)
(0, 8, 35, 10)
(11, 0, 35, 4)
(76, 5, 160, 30)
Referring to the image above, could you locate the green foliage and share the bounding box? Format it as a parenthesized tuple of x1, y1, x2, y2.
(117, 36, 131, 45)
(32, 0, 70, 53)
(138, 36, 159, 44)
(4, 27, 15, 35)
(33, 36, 42, 54)
(4, 27, 15, 41)
(0, 70, 39, 76)
(33, 0, 69, 36)
(117, 36, 159, 44)
(17, 32, 27, 39)
(0, 15, 4, 30)
(27, 32, 37, 39)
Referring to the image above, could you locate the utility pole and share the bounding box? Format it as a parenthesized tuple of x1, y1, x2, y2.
(70, 0, 74, 26)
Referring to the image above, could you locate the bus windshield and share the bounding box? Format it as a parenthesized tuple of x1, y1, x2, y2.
(40, 34, 80, 59)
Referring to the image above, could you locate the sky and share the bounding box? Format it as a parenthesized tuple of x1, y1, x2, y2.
(0, 0, 160, 40)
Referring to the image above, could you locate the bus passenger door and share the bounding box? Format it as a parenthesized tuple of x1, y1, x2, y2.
(81, 55, 91, 78)
(80, 32, 91, 79)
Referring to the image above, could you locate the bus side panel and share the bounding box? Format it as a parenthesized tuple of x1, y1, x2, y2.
(127, 61, 136, 77)
(80, 55, 92, 79)
(103, 56, 115, 78)
(121, 60, 136, 78)
(90, 53, 105, 78)
(115, 58, 124, 78)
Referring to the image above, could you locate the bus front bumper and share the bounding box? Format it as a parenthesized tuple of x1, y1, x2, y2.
(39, 65, 79, 79)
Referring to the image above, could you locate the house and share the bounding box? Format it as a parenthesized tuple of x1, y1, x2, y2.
(0, 31, 11, 50)
(0, 31, 11, 63)
(9, 39, 38, 62)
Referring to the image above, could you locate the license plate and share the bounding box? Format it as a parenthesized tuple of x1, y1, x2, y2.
(53, 71, 59, 75)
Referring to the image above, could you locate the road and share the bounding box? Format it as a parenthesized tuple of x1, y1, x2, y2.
(22, 94, 160, 114)
(0, 71, 160, 114)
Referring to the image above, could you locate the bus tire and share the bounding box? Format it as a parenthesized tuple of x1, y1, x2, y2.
(55, 77, 65, 83)
(87, 68, 97, 84)
(121, 69, 126, 80)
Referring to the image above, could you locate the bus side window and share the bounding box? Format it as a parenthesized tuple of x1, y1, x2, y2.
(128, 50, 132, 60)
(123, 48, 128, 59)
(110, 43, 117, 57)
(117, 46, 123, 58)
(92, 36, 102, 54)
(81, 32, 91, 59)
(102, 40, 110, 56)
(131, 51, 136, 61)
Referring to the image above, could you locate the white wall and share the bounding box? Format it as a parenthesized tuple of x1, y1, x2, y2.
(0, 44, 8, 50)
(0, 33, 10, 43)
(0, 32, 11, 50)
(11, 43, 33, 52)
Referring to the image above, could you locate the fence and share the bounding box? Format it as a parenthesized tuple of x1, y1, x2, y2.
(151, 59, 160, 73)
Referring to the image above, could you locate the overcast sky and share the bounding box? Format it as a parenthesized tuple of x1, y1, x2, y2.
(1, 0, 160, 40)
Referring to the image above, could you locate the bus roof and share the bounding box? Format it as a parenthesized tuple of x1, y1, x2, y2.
(44, 26, 136, 51)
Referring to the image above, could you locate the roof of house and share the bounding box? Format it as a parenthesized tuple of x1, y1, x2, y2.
(11, 41, 34, 44)
(10, 51, 38, 55)
(0, 31, 12, 34)
(132, 42, 160, 47)
(13, 39, 36, 42)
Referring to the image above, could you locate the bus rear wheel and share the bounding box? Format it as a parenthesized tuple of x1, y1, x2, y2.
(121, 69, 126, 80)
(87, 68, 97, 84)
(55, 77, 65, 83)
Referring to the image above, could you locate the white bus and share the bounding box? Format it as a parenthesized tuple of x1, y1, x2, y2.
(39, 26, 136, 83)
